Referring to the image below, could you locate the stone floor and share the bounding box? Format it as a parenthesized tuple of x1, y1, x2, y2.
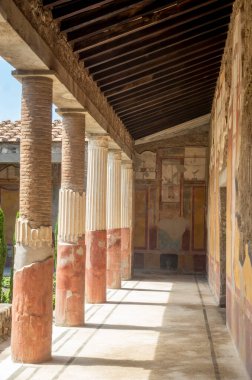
(0, 273, 249, 380)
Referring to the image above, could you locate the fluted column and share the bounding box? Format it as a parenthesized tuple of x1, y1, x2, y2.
(55, 109, 86, 327)
(86, 135, 108, 303)
(11, 73, 53, 363)
(107, 150, 122, 289)
(121, 160, 133, 280)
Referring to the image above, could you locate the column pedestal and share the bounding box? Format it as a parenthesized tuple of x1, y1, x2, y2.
(12, 257, 53, 363)
(56, 239, 85, 326)
(86, 230, 107, 303)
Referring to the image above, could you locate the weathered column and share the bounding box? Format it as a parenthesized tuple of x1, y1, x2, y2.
(55, 109, 86, 326)
(86, 135, 108, 303)
(107, 150, 122, 289)
(11, 74, 53, 363)
(121, 160, 133, 280)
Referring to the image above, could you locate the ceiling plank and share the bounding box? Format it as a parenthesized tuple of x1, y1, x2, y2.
(108, 60, 220, 104)
(90, 26, 227, 79)
(60, 0, 153, 33)
(117, 82, 216, 118)
(104, 53, 222, 97)
(120, 86, 215, 120)
(83, 13, 230, 68)
(130, 105, 212, 137)
(71, 0, 232, 51)
(97, 38, 225, 87)
(43, 0, 70, 8)
(111, 69, 219, 110)
(51, 0, 115, 20)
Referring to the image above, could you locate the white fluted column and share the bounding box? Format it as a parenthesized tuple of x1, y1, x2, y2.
(121, 160, 133, 280)
(106, 150, 122, 288)
(86, 135, 108, 303)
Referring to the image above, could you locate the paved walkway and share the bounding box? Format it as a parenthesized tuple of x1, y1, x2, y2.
(0, 274, 249, 380)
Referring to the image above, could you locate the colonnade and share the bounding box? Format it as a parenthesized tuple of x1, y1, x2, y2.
(11, 74, 133, 363)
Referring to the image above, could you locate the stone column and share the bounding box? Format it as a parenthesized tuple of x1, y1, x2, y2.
(11, 73, 53, 363)
(55, 109, 86, 326)
(107, 150, 122, 289)
(121, 160, 133, 280)
(86, 135, 108, 303)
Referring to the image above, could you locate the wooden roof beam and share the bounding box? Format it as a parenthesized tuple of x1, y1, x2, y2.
(71, 0, 232, 51)
(83, 13, 230, 67)
(117, 82, 216, 119)
(111, 69, 219, 109)
(120, 87, 215, 123)
(90, 25, 227, 78)
(104, 53, 222, 97)
(96, 38, 225, 87)
(108, 60, 220, 103)
(60, 0, 153, 32)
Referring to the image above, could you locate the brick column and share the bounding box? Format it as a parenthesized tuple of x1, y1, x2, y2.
(86, 135, 108, 303)
(55, 109, 86, 326)
(121, 160, 133, 280)
(11, 74, 53, 363)
(107, 150, 122, 289)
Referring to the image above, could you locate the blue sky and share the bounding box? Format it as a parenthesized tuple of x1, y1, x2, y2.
(0, 57, 58, 121)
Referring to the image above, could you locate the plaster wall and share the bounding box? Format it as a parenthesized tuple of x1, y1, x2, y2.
(208, 0, 252, 375)
(134, 128, 208, 273)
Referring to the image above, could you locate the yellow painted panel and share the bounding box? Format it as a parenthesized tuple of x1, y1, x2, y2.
(1, 189, 19, 244)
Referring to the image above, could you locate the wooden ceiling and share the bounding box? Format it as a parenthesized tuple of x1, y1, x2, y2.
(43, 0, 234, 140)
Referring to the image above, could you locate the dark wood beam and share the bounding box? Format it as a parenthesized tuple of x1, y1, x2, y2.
(71, 0, 232, 51)
(43, 0, 70, 8)
(108, 60, 220, 103)
(51, 0, 115, 20)
(117, 82, 216, 119)
(97, 38, 224, 87)
(132, 108, 210, 138)
(60, 0, 153, 32)
(83, 13, 230, 69)
(111, 69, 219, 110)
(129, 103, 212, 136)
(105, 53, 222, 97)
(90, 25, 227, 79)
(127, 98, 212, 129)
(120, 86, 215, 122)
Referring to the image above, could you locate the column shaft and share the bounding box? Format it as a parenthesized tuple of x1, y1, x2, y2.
(55, 111, 86, 327)
(11, 76, 53, 363)
(86, 136, 108, 303)
(107, 150, 121, 289)
(121, 161, 133, 280)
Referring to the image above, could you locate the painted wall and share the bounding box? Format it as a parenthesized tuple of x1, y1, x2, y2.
(134, 129, 208, 273)
(0, 163, 61, 251)
(208, 0, 252, 376)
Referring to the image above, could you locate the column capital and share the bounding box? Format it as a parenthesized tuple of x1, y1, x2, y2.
(122, 159, 133, 169)
(12, 69, 55, 80)
(87, 134, 109, 148)
(55, 108, 86, 116)
(108, 149, 122, 161)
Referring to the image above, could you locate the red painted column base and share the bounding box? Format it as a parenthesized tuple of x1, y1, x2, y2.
(107, 228, 121, 289)
(121, 227, 132, 280)
(55, 238, 85, 326)
(11, 257, 54, 363)
(86, 230, 107, 303)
